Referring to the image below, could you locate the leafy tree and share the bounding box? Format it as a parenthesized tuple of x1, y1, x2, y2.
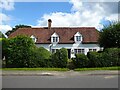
(99, 21, 120, 48)
(5, 25, 31, 36)
(5, 35, 35, 67)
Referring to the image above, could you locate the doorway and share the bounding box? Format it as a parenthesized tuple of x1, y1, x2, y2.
(67, 49, 71, 59)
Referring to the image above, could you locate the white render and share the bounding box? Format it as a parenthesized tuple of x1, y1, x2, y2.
(36, 43, 101, 58)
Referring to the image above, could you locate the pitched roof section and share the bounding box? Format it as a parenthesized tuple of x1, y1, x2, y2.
(8, 27, 99, 44)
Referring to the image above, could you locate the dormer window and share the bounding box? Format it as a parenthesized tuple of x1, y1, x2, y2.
(74, 32, 82, 42)
(53, 37, 58, 42)
(51, 32, 59, 43)
(76, 36, 81, 41)
(30, 35, 37, 42)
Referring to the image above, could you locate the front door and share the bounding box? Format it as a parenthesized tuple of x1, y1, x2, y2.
(67, 49, 71, 59)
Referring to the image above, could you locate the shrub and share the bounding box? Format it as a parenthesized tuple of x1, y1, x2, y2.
(4, 35, 35, 68)
(87, 52, 103, 67)
(67, 59, 75, 70)
(87, 48, 120, 67)
(103, 48, 120, 66)
(73, 54, 89, 68)
(51, 48, 68, 68)
(28, 47, 52, 68)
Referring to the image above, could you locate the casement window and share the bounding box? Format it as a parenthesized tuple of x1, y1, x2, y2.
(74, 49, 85, 54)
(51, 32, 59, 43)
(53, 37, 58, 42)
(76, 36, 81, 41)
(74, 32, 82, 42)
(89, 49, 97, 52)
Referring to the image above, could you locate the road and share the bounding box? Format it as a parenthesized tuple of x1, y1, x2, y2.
(2, 72, 119, 88)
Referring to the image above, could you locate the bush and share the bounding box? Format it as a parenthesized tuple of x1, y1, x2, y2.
(4, 35, 35, 68)
(87, 48, 120, 67)
(87, 52, 103, 67)
(51, 48, 68, 68)
(103, 48, 120, 66)
(67, 59, 75, 70)
(30, 47, 51, 68)
(73, 54, 89, 68)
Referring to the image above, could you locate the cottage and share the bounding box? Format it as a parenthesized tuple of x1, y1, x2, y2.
(9, 19, 101, 58)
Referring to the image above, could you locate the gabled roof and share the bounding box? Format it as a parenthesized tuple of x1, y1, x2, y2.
(8, 27, 99, 44)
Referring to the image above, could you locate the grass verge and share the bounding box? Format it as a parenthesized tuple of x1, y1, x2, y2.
(1, 66, 120, 71)
(74, 66, 120, 71)
(1, 68, 69, 71)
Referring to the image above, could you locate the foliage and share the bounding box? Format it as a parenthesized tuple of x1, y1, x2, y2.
(73, 54, 89, 68)
(103, 48, 120, 66)
(51, 48, 68, 68)
(0, 31, 6, 38)
(5, 24, 31, 36)
(87, 52, 103, 67)
(87, 48, 120, 67)
(67, 59, 75, 70)
(99, 21, 120, 48)
(29, 47, 51, 68)
(4, 35, 35, 67)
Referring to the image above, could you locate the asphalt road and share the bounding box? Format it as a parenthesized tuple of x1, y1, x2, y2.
(2, 74, 118, 88)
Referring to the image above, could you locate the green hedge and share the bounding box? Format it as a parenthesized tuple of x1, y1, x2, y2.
(87, 48, 120, 68)
(73, 54, 89, 68)
(51, 48, 68, 68)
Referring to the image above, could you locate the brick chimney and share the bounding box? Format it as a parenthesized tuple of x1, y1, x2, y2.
(48, 19, 52, 29)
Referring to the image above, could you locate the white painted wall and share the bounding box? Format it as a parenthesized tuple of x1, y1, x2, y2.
(36, 43, 101, 58)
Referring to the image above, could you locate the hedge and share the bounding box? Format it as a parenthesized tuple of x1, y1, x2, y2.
(51, 48, 68, 68)
(73, 54, 89, 68)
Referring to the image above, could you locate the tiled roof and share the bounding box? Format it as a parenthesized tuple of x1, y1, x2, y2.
(8, 27, 99, 44)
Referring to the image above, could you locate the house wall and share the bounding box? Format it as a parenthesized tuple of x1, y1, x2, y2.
(36, 43, 101, 58)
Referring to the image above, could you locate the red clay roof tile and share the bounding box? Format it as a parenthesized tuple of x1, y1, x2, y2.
(8, 27, 99, 44)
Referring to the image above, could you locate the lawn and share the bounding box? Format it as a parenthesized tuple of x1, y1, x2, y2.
(1, 68, 69, 71)
(1, 66, 120, 71)
(74, 66, 120, 71)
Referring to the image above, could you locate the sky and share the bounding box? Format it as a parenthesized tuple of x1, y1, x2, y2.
(0, 0, 119, 36)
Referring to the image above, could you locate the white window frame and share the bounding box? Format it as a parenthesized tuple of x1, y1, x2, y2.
(89, 49, 97, 52)
(74, 49, 85, 54)
(51, 32, 59, 43)
(74, 32, 82, 43)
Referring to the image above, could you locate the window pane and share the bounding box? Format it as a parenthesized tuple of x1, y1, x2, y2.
(53, 37, 55, 42)
(82, 49, 84, 53)
(93, 49, 96, 51)
(76, 36, 81, 41)
(55, 37, 58, 42)
(74, 49, 77, 54)
(89, 49, 92, 51)
(78, 49, 81, 53)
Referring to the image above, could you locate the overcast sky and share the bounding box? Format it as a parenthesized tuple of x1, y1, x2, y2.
(0, 0, 119, 35)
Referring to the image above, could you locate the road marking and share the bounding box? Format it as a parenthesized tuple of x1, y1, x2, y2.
(104, 76, 115, 79)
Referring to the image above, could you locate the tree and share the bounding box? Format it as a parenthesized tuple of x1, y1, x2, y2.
(4, 35, 35, 67)
(5, 25, 31, 36)
(99, 21, 120, 48)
